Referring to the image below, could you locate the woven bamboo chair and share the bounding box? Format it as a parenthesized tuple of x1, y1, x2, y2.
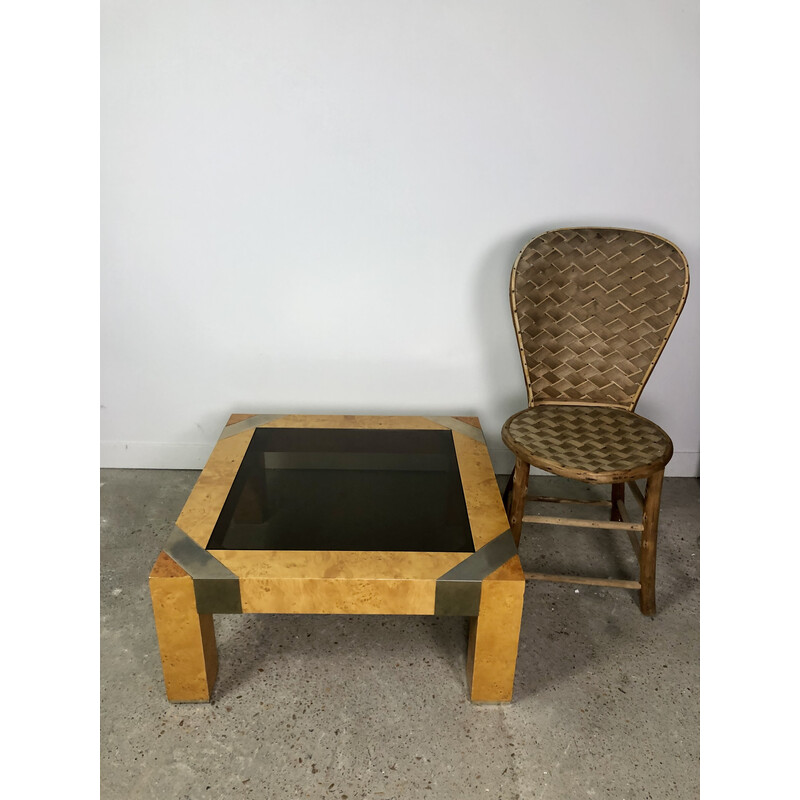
(501, 227, 689, 616)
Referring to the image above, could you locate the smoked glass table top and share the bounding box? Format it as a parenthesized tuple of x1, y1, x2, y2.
(205, 427, 474, 553)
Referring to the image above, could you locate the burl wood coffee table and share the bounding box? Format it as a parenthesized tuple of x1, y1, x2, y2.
(149, 414, 524, 703)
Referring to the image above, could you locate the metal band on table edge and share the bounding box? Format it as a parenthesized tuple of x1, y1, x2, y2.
(434, 529, 518, 616)
(425, 416, 486, 443)
(163, 526, 242, 614)
(219, 414, 288, 439)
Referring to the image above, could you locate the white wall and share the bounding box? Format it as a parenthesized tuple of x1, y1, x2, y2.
(101, 0, 699, 475)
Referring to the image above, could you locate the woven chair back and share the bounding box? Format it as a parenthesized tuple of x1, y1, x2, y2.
(510, 227, 689, 411)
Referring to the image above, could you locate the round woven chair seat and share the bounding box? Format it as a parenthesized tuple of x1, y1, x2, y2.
(501, 404, 673, 484)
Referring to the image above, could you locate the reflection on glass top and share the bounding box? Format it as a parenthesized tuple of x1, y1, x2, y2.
(205, 428, 474, 552)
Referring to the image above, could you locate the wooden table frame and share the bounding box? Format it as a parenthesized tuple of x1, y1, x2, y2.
(149, 414, 525, 703)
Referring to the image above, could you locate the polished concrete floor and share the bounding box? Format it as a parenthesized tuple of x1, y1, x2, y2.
(100, 469, 699, 799)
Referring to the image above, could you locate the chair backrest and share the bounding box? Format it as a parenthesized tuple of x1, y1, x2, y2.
(510, 227, 689, 411)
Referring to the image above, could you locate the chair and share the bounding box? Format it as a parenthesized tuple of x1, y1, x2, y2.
(501, 227, 689, 615)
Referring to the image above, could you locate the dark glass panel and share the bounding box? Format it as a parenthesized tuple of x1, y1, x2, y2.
(206, 428, 473, 552)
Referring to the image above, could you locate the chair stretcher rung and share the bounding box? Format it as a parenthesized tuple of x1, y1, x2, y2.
(524, 572, 641, 590)
(522, 514, 644, 531)
(526, 495, 612, 507)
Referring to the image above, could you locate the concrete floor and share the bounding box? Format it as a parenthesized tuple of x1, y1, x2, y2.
(100, 469, 699, 799)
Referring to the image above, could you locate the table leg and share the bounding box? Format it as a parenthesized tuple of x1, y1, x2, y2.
(466, 573, 524, 702)
(149, 552, 218, 702)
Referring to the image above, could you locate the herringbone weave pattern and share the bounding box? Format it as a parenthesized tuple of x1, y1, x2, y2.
(512, 228, 688, 408)
(503, 405, 671, 477)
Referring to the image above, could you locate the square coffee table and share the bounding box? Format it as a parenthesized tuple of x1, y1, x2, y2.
(149, 414, 524, 703)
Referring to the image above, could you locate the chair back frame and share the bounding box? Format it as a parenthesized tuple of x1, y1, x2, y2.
(509, 227, 690, 412)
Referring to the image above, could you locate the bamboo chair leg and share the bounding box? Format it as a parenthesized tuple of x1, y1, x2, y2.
(639, 469, 665, 616)
(508, 458, 530, 547)
(502, 470, 514, 515)
(611, 483, 625, 522)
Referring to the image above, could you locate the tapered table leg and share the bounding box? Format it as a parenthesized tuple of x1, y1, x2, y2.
(466, 564, 525, 702)
(149, 552, 218, 702)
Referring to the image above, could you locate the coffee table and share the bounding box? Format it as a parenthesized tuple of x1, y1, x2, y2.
(149, 414, 525, 703)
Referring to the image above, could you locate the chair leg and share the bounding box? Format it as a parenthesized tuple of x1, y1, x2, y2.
(508, 458, 530, 548)
(639, 469, 665, 616)
(502, 469, 514, 515)
(611, 482, 625, 522)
